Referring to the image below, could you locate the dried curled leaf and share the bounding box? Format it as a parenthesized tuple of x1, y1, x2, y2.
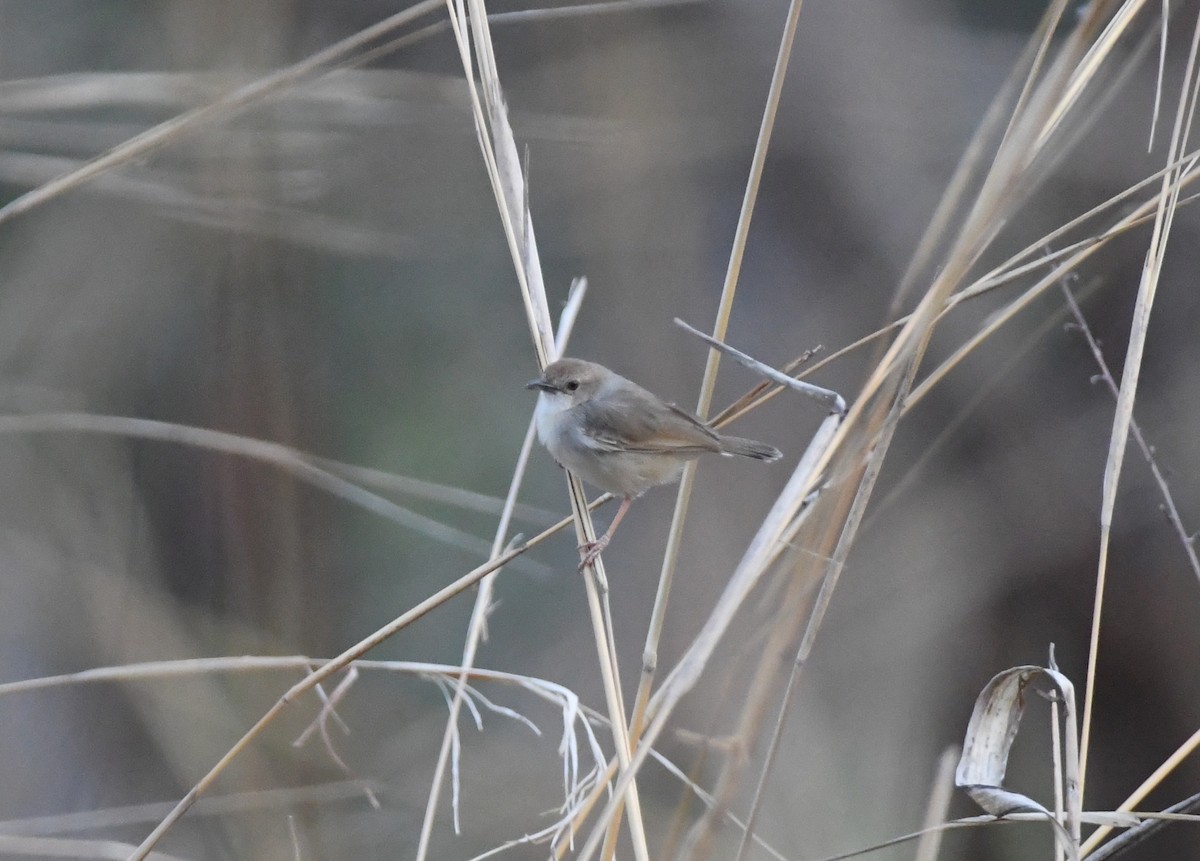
(956, 665, 1081, 860)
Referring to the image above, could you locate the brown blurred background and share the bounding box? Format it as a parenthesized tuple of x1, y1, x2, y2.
(0, 1, 1197, 859)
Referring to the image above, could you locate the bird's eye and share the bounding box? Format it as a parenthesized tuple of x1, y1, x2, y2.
(565, 380, 580, 392)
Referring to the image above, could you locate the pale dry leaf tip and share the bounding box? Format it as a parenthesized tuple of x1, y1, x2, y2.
(553, 276, 589, 360)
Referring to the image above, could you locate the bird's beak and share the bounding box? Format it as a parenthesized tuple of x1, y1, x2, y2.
(526, 378, 555, 392)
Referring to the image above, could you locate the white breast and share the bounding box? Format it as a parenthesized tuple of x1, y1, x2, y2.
(533, 390, 616, 491)
(534, 390, 574, 457)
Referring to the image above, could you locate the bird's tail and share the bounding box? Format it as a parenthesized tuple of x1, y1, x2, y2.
(718, 435, 782, 462)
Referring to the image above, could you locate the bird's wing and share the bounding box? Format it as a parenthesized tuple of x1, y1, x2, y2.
(576, 386, 720, 455)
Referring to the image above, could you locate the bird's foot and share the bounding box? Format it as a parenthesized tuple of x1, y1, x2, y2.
(578, 535, 611, 570)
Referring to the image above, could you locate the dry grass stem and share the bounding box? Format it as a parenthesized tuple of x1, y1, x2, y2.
(614, 1, 807, 853)
(416, 277, 586, 856)
(722, 372, 897, 860)
(1051, 648, 1068, 861)
(314, 458, 560, 527)
(1088, 794, 1200, 861)
(447, 0, 650, 855)
(1079, 7, 1200, 794)
(0, 834, 189, 861)
(887, 0, 1072, 320)
(0, 781, 374, 837)
(913, 747, 962, 861)
(619, 6, 1166, 858)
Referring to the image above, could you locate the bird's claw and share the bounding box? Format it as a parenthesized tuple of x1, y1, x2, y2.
(578, 535, 610, 570)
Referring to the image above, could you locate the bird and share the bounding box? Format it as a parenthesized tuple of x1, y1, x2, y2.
(526, 357, 782, 568)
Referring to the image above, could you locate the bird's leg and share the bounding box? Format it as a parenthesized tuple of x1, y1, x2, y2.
(578, 495, 633, 570)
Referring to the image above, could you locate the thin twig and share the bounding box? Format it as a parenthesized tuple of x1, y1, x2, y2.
(1060, 281, 1200, 582)
(673, 318, 846, 414)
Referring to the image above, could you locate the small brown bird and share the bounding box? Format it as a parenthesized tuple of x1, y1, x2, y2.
(526, 358, 782, 568)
